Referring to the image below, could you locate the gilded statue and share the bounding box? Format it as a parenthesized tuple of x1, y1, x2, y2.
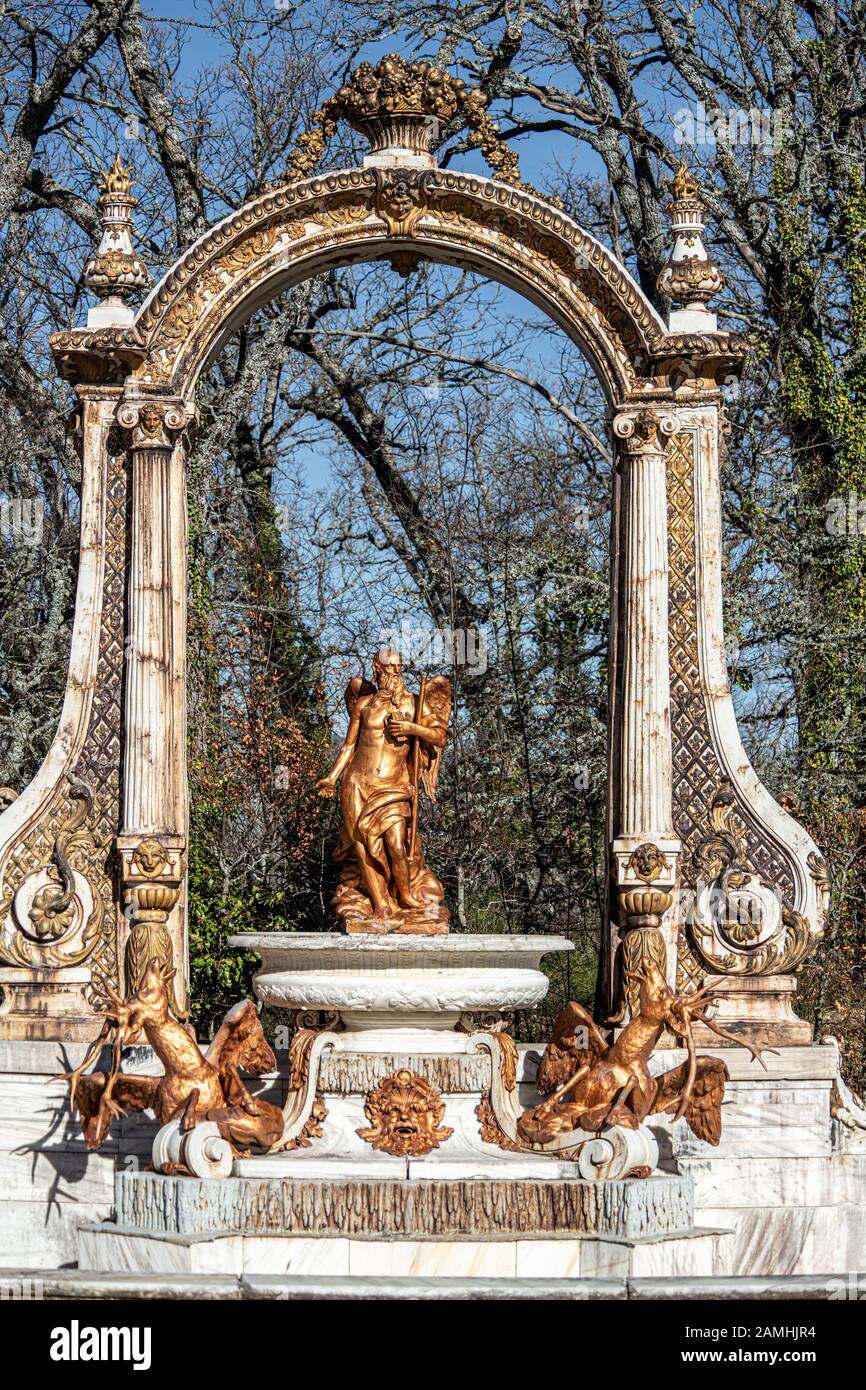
(58, 959, 283, 1159)
(316, 647, 451, 933)
(518, 957, 772, 1147)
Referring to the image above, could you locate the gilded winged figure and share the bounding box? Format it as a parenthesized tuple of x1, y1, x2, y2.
(316, 646, 452, 933)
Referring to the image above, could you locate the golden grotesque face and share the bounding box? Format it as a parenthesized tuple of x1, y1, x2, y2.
(356, 1067, 453, 1157)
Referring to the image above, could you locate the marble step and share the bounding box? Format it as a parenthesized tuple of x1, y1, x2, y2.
(78, 1221, 728, 1280)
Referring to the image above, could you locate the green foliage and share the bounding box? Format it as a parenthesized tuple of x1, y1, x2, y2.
(771, 164, 866, 776)
(797, 799, 866, 1090)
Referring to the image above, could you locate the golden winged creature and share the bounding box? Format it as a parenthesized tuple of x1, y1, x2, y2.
(58, 959, 283, 1158)
(518, 957, 773, 1147)
(316, 646, 452, 933)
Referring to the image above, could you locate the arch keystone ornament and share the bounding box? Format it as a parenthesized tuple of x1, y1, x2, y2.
(0, 61, 826, 1044)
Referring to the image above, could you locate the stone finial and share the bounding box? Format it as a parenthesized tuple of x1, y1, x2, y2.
(83, 154, 151, 328)
(656, 162, 724, 333)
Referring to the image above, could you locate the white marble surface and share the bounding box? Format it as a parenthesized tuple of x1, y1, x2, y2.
(232, 932, 573, 954)
(76, 1225, 728, 1280)
(696, 1203, 866, 1277)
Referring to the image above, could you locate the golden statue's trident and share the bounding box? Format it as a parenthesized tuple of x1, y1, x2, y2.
(408, 672, 428, 864)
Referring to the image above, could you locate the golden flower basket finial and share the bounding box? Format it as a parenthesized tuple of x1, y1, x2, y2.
(283, 53, 558, 203)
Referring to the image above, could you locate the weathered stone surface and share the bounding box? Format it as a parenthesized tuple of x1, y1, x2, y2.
(115, 1170, 695, 1240)
(1, 1268, 243, 1299)
(79, 1221, 725, 1279)
(696, 1201, 866, 1277)
(629, 1274, 854, 1300)
(651, 1043, 839, 1082)
(684, 1153, 866, 1209)
(318, 1051, 492, 1095)
(2, 1267, 857, 1300)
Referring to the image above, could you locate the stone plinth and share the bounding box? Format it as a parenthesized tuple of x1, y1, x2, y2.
(113, 1169, 695, 1240)
(77, 1168, 725, 1279)
(0, 967, 103, 1042)
(690, 974, 813, 1047)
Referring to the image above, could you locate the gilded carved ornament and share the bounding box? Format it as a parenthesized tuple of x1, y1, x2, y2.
(132, 837, 169, 876)
(287, 1027, 318, 1092)
(132, 164, 660, 395)
(281, 54, 550, 202)
(283, 1096, 328, 1151)
(83, 155, 151, 305)
(476, 1093, 524, 1151)
(627, 842, 667, 884)
(357, 1067, 453, 1157)
(372, 168, 431, 237)
(685, 783, 819, 975)
(613, 408, 676, 457)
(656, 162, 724, 309)
(0, 776, 106, 971)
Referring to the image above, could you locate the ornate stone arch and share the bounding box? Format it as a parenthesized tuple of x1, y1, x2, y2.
(0, 58, 827, 1041)
(130, 166, 663, 403)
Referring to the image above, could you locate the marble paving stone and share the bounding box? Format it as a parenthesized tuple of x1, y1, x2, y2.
(0, 1201, 112, 1268)
(347, 1239, 518, 1278)
(241, 1274, 629, 1300)
(241, 1237, 350, 1276)
(1, 1268, 245, 1299)
(578, 1239, 632, 1280)
(695, 1205, 817, 1277)
(799, 1203, 866, 1274)
(629, 1232, 721, 1278)
(4, 1267, 855, 1300)
(628, 1274, 851, 1300)
(514, 1240, 583, 1277)
(79, 1229, 195, 1275)
(0, 1147, 116, 1204)
(696, 1201, 866, 1277)
(78, 1226, 248, 1276)
(650, 1045, 839, 1082)
(687, 1153, 866, 1209)
(190, 1235, 245, 1275)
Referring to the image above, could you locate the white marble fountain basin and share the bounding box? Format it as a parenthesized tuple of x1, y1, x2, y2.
(230, 932, 571, 1052)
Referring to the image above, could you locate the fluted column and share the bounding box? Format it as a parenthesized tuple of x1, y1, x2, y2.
(610, 409, 681, 1017)
(115, 397, 191, 1016)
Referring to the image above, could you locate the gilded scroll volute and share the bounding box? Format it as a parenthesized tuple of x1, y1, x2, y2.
(0, 776, 106, 969)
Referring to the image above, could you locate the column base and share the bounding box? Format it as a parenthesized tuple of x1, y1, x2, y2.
(0, 966, 104, 1041)
(691, 974, 813, 1047)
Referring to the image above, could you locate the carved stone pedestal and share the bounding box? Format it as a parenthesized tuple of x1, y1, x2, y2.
(0, 967, 102, 1041)
(692, 975, 813, 1047)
